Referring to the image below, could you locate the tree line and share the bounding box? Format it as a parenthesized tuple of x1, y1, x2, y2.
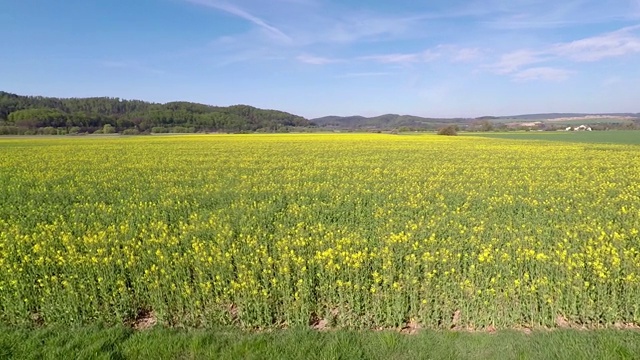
(0, 91, 314, 134)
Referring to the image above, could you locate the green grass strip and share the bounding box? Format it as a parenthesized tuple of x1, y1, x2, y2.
(467, 130, 640, 145)
(1, 326, 639, 359)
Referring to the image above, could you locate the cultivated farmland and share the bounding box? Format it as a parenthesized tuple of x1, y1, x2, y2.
(0, 134, 639, 330)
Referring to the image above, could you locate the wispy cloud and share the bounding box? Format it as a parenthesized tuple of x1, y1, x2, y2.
(317, 13, 423, 45)
(275, 0, 317, 4)
(551, 25, 640, 61)
(296, 54, 341, 65)
(185, 0, 292, 43)
(184, 0, 433, 52)
(182, 0, 640, 87)
(489, 50, 548, 74)
(100, 61, 165, 75)
(487, 25, 640, 81)
(451, 48, 483, 62)
(478, 0, 638, 29)
(360, 50, 440, 65)
(512, 67, 572, 81)
(435, 45, 485, 62)
(299, 45, 484, 67)
(336, 72, 394, 78)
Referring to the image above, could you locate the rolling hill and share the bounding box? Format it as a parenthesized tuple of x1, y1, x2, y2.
(0, 91, 313, 134)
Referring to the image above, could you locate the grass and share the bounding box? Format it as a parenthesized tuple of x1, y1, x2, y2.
(1, 326, 640, 359)
(544, 118, 635, 126)
(467, 130, 640, 145)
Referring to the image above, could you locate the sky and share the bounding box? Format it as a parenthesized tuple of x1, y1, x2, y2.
(2, 0, 640, 118)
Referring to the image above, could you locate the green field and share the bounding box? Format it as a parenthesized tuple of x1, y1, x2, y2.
(545, 118, 635, 126)
(468, 130, 640, 145)
(2, 326, 640, 360)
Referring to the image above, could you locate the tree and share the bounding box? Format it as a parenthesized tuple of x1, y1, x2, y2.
(437, 125, 458, 136)
(103, 124, 115, 134)
(0, 92, 313, 134)
(480, 120, 494, 132)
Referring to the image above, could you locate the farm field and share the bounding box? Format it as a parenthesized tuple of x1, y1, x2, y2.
(0, 134, 639, 332)
(469, 130, 640, 145)
(544, 118, 636, 126)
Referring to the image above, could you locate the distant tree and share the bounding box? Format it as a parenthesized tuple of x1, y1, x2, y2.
(121, 128, 140, 135)
(39, 127, 57, 135)
(103, 124, 115, 134)
(151, 126, 168, 133)
(0, 126, 20, 135)
(8, 108, 68, 128)
(437, 125, 458, 136)
(480, 120, 494, 132)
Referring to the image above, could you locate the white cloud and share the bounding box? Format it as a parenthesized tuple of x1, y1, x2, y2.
(360, 50, 440, 64)
(435, 45, 484, 62)
(275, 0, 317, 4)
(451, 47, 484, 62)
(551, 25, 640, 61)
(336, 72, 394, 78)
(185, 0, 292, 43)
(487, 25, 640, 81)
(298, 45, 483, 67)
(296, 54, 341, 65)
(512, 67, 571, 81)
(100, 61, 165, 75)
(489, 49, 548, 74)
(478, 0, 639, 29)
(299, 45, 484, 67)
(303, 12, 425, 45)
(184, 0, 437, 54)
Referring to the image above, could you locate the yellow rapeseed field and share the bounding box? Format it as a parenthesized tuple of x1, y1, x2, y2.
(0, 134, 639, 329)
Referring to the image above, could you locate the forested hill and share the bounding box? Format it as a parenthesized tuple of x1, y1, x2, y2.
(0, 91, 313, 134)
(312, 114, 468, 130)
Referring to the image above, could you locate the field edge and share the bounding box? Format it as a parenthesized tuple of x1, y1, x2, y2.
(1, 325, 640, 359)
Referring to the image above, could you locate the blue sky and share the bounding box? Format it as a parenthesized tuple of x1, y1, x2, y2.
(2, 0, 640, 118)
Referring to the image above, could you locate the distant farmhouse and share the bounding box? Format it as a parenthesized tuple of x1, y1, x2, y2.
(505, 121, 544, 129)
(565, 125, 592, 131)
